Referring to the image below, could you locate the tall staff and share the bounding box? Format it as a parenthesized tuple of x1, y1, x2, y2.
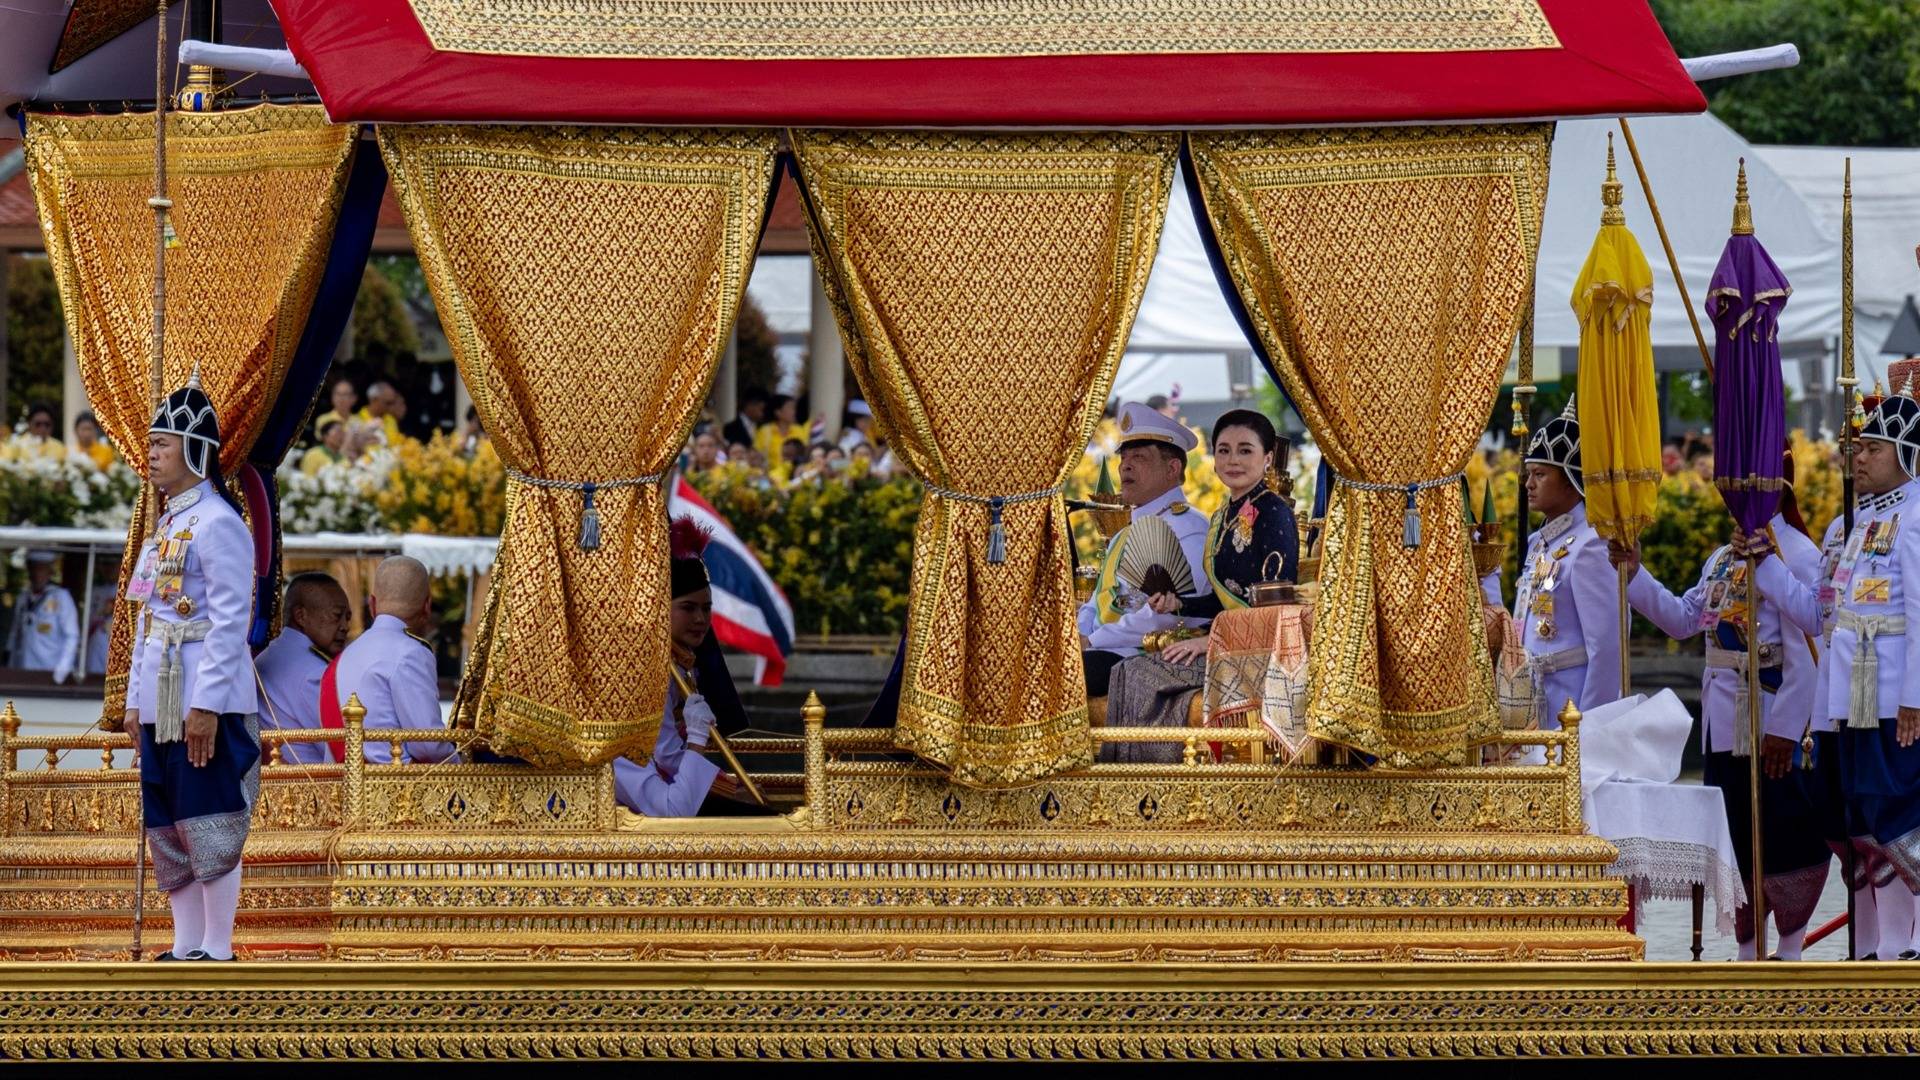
(1838, 158, 1858, 958)
(1512, 288, 1536, 561)
(128, 0, 174, 964)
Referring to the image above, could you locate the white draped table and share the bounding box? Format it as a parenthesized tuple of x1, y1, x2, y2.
(1585, 778, 1746, 949)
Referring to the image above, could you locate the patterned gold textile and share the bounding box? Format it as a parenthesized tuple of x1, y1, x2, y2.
(407, 0, 1558, 62)
(1188, 126, 1550, 767)
(792, 130, 1176, 787)
(1204, 602, 1315, 763)
(25, 106, 360, 724)
(380, 126, 777, 767)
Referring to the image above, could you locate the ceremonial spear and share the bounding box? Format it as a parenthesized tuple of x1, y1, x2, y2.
(128, 0, 176, 962)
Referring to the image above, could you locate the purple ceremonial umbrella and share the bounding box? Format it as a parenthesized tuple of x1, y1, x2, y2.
(1709, 164, 1790, 534)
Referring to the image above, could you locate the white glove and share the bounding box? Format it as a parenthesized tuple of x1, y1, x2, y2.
(681, 693, 716, 749)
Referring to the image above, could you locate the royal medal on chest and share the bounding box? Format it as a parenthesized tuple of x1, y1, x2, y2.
(1231, 500, 1257, 554)
(151, 515, 197, 607)
(1876, 513, 1901, 556)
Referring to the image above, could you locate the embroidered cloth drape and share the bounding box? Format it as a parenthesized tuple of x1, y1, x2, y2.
(380, 126, 776, 766)
(25, 105, 359, 724)
(792, 130, 1175, 787)
(1188, 126, 1550, 767)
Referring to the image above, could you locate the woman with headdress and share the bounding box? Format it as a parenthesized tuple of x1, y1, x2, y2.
(1100, 409, 1299, 760)
(613, 518, 749, 816)
(121, 370, 260, 961)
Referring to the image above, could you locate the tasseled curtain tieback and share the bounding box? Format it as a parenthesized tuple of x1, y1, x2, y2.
(1332, 471, 1466, 551)
(505, 468, 665, 551)
(921, 481, 1064, 565)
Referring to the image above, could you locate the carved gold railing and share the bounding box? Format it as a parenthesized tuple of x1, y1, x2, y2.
(0, 693, 1588, 839)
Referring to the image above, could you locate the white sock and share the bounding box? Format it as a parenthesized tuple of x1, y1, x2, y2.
(1875, 881, 1911, 957)
(1855, 885, 1881, 959)
(198, 866, 243, 961)
(167, 883, 204, 957)
(1776, 924, 1807, 961)
(1737, 937, 1757, 961)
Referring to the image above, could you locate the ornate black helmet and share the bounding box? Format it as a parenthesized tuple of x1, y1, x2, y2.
(149, 367, 221, 479)
(1524, 395, 1583, 496)
(1862, 379, 1920, 481)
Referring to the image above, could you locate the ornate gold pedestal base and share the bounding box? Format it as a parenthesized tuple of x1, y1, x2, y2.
(3, 962, 1920, 1060)
(1, 699, 1634, 963)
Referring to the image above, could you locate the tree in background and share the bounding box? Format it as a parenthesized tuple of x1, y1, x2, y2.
(351, 261, 422, 367)
(4, 256, 64, 428)
(734, 296, 779, 400)
(1652, 0, 1920, 146)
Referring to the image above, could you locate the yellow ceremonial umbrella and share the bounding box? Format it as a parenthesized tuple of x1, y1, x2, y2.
(1572, 133, 1660, 698)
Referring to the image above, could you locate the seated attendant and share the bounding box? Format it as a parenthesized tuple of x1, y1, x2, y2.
(329, 556, 455, 764)
(254, 573, 351, 765)
(614, 519, 746, 816)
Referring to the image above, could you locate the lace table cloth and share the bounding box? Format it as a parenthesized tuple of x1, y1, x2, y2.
(1585, 779, 1745, 935)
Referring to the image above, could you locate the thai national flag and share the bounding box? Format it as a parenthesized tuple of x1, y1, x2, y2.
(668, 474, 795, 686)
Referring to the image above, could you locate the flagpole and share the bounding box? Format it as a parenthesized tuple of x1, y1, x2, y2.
(1839, 157, 1858, 959)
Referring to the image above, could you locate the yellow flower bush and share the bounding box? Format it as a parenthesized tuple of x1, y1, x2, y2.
(372, 434, 507, 537)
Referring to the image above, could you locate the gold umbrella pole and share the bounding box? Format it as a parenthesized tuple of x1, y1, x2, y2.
(1617, 117, 1715, 383)
(1748, 551, 1767, 960)
(1512, 285, 1536, 562)
(1618, 569, 1630, 699)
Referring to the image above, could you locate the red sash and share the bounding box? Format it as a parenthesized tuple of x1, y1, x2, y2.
(318, 653, 346, 763)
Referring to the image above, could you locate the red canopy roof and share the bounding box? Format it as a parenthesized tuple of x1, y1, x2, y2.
(275, 0, 1703, 128)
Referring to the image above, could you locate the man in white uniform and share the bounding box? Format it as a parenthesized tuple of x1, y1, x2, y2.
(1077, 401, 1211, 698)
(9, 551, 78, 683)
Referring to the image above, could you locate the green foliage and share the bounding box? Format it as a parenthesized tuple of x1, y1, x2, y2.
(733, 296, 780, 401)
(1652, 0, 1920, 146)
(5, 256, 66, 427)
(352, 263, 421, 364)
(690, 467, 920, 637)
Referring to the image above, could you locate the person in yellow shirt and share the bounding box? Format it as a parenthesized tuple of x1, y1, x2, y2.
(752, 394, 809, 466)
(9, 404, 66, 462)
(311, 377, 359, 443)
(300, 419, 349, 476)
(356, 382, 405, 447)
(70, 412, 117, 471)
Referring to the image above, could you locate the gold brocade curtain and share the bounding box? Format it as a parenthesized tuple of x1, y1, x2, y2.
(380, 126, 776, 767)
(1188, 126, 1550, 768)
(25, 105, 360, 723)
(792, 130, 1176, 787)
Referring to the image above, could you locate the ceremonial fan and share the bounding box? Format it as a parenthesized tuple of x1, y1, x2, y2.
(1114, 515, 1196, 598)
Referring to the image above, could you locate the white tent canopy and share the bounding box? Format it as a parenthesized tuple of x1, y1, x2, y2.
(1753, 142, 1920, 384)
(1535, 114, 1841, 374)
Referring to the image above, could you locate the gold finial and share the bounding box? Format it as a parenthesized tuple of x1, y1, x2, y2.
(1731, 158, 1754, 236)
(1875, 380, 1888, 398)
(0, 702, 19, 740)
(342, 693, 366, 728)
(1557, 699, 1582, 730)
(1601, 133, 1626, 226)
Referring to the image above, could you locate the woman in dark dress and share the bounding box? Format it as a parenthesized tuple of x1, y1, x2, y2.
(1100, 410, 1299, 760)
